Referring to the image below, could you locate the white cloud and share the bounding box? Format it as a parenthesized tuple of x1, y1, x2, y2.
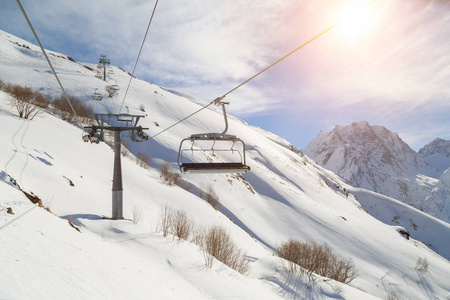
(2, 0, 450, 149)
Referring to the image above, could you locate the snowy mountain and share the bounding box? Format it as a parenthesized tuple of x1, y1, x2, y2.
(422, 168, 450, 223)
(303, 121, 448, 220)
(1, 29, 450, 300)
(419, 138, 450, 173)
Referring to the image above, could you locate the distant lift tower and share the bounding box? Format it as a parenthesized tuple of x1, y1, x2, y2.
(83, 114, 148, 219)
(98, 54, 110, 82)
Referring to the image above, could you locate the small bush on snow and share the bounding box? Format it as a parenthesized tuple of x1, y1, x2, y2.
(277, 239, 357, 284)
(202, 226, 249, 274)
(160, 162, 181, 186)
(6, 84, 50, 120)
(199, 184, 220, 209)
(415, 257, 429, 274)
(155, 208, 248, 274)
(136, 152, 150, 169)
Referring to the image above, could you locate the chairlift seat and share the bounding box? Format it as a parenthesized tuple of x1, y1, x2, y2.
(180, 162, 250, 174)
(92, 93, 102, 101)
(190, 133, 236, 140)
(117, 114, 133, 122)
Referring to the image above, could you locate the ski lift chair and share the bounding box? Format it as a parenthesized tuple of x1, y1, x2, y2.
(177, 102, 250, 174)
(112, 81, 120, 91)
(82, 128, 104, 144)
(92, 88, 103, 101)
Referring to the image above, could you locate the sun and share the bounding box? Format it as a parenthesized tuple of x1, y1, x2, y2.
(334, 1, 375, 41)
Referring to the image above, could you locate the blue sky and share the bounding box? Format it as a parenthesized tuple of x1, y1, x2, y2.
(1, 0, 450, 151)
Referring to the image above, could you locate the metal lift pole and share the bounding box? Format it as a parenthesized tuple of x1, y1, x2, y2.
(83, 113, 148, 220)
(103, 63, 107, 82)
(98, 55, 110, 82)
(112, 131, 123, 219)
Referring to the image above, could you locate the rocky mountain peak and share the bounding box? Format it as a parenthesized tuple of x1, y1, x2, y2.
(304, 121, 442, 218)
(419, 138, 450, 173)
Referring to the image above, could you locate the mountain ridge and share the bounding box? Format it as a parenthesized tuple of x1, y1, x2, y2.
(304, 120, 449, 222)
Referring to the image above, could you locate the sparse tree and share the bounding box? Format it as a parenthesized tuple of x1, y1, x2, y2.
(170, 210, 192, 241)
(415, 257, 429, 274)
(136, 152, 150, 169)
(277, 239, 357, 284)
(121, 141, 130, 157)
(203, 226, 248, 274)
(8, 85, 50, 120)
(160, 162, 181, 186)
(53, 94, 93, 122)
(157, 205, 173, 238)
(132, 205, 142, 224)
(199, 184, 220, 209)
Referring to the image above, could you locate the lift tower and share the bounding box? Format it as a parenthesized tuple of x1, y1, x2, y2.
(83, 114, 148, 219)
(98, 55, 110, 82)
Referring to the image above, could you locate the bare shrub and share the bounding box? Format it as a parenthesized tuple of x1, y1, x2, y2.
(170, 210, 192, 241)
(7, 85, 50, 120)
(203, 226, 249, 274)
(415, 257, 429, 274)
(53, 94, 93, 122)
(121, 141, 130, 157)
(105, 85, 118, 98)
(156, 205, 173, 237)
(277, 239, 357, 284)
(139, 104, 145, 112)
(190, 224, 206, 248)
(155, 208, 248, 274)
(277, 239, 304, 274)
(160, 161, 170, 179)
(136, 152, 150, 169)
(387, 290, 401, 300)
(200, 184, 220, 209)
(132, 205, 142, 224)
(0, 79, 6, 91)
(160, 162, 181, 186)
(156, 207, 193, 241)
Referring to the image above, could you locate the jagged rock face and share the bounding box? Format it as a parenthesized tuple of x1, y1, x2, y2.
(419, 138, 450, 173)
(304, 121, 439, 211)
(424, 168, 450, 223)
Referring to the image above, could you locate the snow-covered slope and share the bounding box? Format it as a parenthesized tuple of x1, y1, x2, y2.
(423, 168, 450, 223)
(303, 121, 447, 221)
(1, 29, 450, 300)
(419, 138, 450, 173)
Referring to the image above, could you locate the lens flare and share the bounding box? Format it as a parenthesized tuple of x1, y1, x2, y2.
(335, 1, 374, 41)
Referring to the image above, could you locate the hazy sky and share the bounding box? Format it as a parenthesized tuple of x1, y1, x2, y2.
(1, 0, 450, 151)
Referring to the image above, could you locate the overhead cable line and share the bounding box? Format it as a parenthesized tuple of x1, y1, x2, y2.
(151, 23, 338, 139)
(119, 0, 159, 113)
(16, 0, 80, 122)
(151, 101, 215, 139)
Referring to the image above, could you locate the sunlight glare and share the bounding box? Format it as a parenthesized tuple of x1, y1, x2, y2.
(335, 1, 374, 41)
